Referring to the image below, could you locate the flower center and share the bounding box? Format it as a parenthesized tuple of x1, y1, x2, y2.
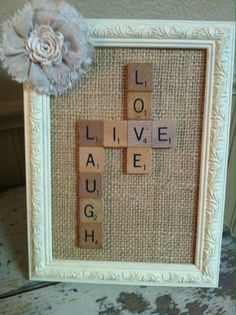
(26, 25, 68, 67)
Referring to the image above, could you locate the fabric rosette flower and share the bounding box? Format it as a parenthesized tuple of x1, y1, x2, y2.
(0, 1, 93, 95)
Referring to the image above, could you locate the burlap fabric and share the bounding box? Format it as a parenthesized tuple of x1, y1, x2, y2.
(51, 48, 206, 263)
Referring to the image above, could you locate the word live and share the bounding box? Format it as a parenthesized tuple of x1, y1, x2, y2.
(78, 63, 177, 248)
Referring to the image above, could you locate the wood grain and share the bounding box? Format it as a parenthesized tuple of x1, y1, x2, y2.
(126, 148, 152, 174)
(128, 120, 152, 147)
(127, 92, 152, 120)
(103, 121, 128, 147)
(79, 147, 104, 173)
(78, 121, 103, 147)
(79, 173, 103, 198)
(0, 128, 25, 191)
(0, 187, 50, 296)
(152, 120, 177, 148)
(79, 198, 104, 223)
(79, 222, 103, 248)
(127, 63, 153, 92)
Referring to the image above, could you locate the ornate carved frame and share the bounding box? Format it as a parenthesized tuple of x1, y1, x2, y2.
(24, 20, 235, 287)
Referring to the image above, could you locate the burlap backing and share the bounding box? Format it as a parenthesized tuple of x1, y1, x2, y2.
(50, 48, 206, 263)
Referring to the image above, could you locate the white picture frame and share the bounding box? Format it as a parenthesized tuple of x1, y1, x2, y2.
(24, 19, 235, 287)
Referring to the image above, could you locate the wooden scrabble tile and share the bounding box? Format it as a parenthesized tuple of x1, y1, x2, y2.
(126, 148, 152, 174)
(128, 121, 152, 147)
(127, 63, 153, 92)
(79, 147, 104, 173)
(78, 120, 103, 147)
(80, 198, 103, 223)
(103, 121, 128, 147)
(152, 120, 177, 148)
(127, 92, 152, 120)
(79, 173, 103, 198)
(79, 223, 102, 248)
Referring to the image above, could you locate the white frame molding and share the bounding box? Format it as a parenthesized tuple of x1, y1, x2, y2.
(24, 20, 235, 287)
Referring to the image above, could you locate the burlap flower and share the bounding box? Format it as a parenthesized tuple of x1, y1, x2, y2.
(0, 1, 93, 95)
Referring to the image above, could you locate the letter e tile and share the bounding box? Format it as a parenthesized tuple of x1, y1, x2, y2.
(126, 148, 152, 174)
(152, 120, 177, 148)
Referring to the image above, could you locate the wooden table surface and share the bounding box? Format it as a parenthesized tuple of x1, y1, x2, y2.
(0, 187, 235, 315)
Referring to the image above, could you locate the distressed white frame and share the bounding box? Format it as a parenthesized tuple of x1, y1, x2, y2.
(24, 20, 235, 287)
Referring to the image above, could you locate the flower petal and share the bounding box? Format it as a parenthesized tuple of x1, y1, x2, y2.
(1, 21, 25, 51)
(57, 2, 80, 23)
(45, 62, 69, 84)
(34, 9, 58, 27)
(29, 63, 50, 92)
(12, 4, 34, 38)
(63, 51, 79, 69)
(3, 53, 31, 82)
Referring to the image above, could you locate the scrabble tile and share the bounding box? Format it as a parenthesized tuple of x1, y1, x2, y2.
(104, 121, 128, 147)
(126, 148, 152, 174)
(80, 173, 103, 198)
(79, 120, 103, 147)
(79, 147, 104, 173)
(128, 121, 152, 147)
(152, 120, 177, 148)
(79, 223, 102, 248)
(127, 92, 152, 120)
(127, 63, 153, 92)
(80, 198, 103, 223)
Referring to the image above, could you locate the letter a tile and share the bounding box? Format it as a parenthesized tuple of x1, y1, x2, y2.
(79, 147, 104, 173)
